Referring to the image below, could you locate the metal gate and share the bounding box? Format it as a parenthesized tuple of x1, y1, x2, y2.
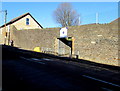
(58, 40, 65, 55)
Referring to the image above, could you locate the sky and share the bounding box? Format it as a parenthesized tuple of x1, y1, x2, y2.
(0, 2, 118, 28)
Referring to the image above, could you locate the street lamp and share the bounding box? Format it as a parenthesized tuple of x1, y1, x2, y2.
(0, 10, 7, 45)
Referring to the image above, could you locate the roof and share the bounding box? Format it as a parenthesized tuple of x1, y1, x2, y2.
(110, 17, 120, 24)
(0, 12, 43, 28)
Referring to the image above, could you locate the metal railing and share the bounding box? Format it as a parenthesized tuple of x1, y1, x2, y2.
(41, 47, 80, 59)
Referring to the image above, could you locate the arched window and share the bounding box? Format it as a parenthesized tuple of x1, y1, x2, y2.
(26, 18, 29, 25)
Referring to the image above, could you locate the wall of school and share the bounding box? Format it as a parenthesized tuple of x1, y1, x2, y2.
(3, 23, 119, 66)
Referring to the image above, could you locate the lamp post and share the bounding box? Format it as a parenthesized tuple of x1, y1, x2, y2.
(0, 10, 7, 45)
(96, 12, 99, 24)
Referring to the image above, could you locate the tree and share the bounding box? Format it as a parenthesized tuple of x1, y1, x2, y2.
(53, 3, 80, 27)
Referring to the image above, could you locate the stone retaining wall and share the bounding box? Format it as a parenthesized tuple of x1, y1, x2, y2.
(1, 23, 119, 66)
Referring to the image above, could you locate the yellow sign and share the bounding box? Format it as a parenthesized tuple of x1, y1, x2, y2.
(34, 47, 41, 52)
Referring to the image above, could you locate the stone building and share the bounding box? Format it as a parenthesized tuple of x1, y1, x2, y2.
(0, 12, 43, 44)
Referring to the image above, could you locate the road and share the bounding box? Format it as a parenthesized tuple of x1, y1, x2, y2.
(2, 45, 120, 91)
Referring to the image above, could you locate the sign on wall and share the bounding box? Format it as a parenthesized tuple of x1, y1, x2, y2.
(60, 27, 68, 38)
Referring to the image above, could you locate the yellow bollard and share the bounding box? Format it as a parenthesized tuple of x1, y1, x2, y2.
(34, 47, 41, 52)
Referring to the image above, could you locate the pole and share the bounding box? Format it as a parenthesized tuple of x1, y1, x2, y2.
(4, 10, 7, 45)
(72, 37, 74, 55)
(0, 10, 7, 45)
(79, 15, 80, 25)
(5, 10, 8, 45)
(96, 13, 99, 24)
(8, 25, 10, 45)
(71, 37, 74, 57)
(71, 45, 72, 57)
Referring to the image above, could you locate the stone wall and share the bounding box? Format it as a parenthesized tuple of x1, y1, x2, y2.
(4, 23, 119, 66)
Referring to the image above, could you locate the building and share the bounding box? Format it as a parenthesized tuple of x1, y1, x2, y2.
(0, 12, 43, 30)
(0, 12, 43, 44)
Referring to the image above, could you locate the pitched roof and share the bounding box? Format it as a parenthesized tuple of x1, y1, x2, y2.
(0, 12, 43, 28)
(110, 17, 120, 24)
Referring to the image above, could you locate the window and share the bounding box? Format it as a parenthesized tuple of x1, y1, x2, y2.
(26, 18, 29, 25)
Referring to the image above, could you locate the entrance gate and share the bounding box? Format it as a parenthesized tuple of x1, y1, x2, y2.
(57, 37, 74, 56)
